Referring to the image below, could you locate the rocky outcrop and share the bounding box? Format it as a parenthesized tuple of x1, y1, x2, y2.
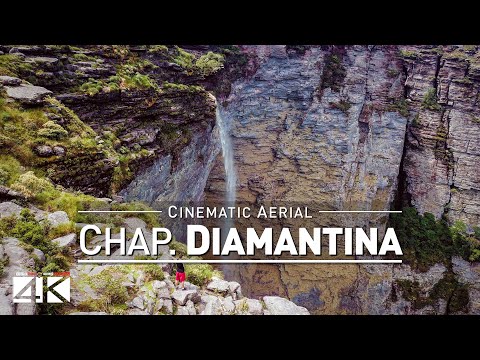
(70, 263, 309, 315)
(5, 83, 52, 105)
(0, 238, 36, 315)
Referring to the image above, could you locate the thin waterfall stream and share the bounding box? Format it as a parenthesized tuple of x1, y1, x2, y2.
(215, 101, 237, 271)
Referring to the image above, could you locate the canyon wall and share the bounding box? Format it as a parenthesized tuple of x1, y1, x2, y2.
(205, 45, 480, 314)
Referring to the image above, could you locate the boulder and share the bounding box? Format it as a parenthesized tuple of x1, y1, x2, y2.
(246, 299, 263, 315)
(185, 300, 197, 315)
(32, 248, 45, 263)
(126, 309, 149, 315)
(70, 284, 99, 306)
(52, 233, 76, 248)
(123, 217, 147, 233)
(52, 146, 66, 157)
(176, 306, 190, 315)
(0, 202, 24, 219)
(27, 56, 58, 64)
(0, 186, 25, 201)
(131, 296, 145, 310)
(47, 211, 70, 228)
(207, 278, 230, 293)
(0, 75, 21, 86)
(228, 281, 242, 299)
(0, 238, 36, 315)
(263, 296, 310, 315)
(163, 299, 173, 314)
(5, 84, 52, 105)
(200, 297, 223, 315)
(171, 289, 200, 306)
(222, 296, 235, 313)
(89, 266, 108, 277)
(34, 145, 53, 157)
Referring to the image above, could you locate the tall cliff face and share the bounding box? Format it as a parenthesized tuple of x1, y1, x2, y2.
(205, 45, 480, 314)
(401, 47, 480, 225)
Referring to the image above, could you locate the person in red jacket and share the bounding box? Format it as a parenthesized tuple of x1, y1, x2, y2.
(175, 262, 186, 290)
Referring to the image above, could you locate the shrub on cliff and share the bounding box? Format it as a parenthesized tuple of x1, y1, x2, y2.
(37, 121, 68, 140)
(391, 207, 480, 270)
(186, 263, 222, 286)
(196, 52, 225, 76)
(422, 88, 441, 110)
(390, 207, 453, 271)
(450, 221, 480, 262)
(11, 171, 55, 199)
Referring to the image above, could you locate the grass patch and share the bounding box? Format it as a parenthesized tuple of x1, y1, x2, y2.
(143, 264, 165, 281)
(185, 263, 221, 287)
(0, 54, 33, 77)
(79, 268, 130, 313)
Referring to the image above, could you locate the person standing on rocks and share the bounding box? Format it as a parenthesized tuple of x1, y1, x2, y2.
(175, 262, 186, 290)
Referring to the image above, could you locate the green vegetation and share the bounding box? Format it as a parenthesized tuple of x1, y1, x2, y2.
(169, 240, 188, 258)
(143, 264, 165, 281)
(37, 121, 69, 140)
(11, 209, 57, 255)
(11, 171, 55, 200)
(330, 100, 351, 114)
(390, 207, 480, 271)
(395, 272, 470, 313)
(444, 50, 469, 61)
(110, 202, 160, 228)
(172, 46, 196, 70)
(0, 54, 33, 77)
(148, 45, 168, 54)
(72, 53, 98, 62)
(387, 98, 409, 117)
(0, 155, 21, 186)
(450, 221, 480, 262)
(79, 268, 130, 313)
(422, 88, 441, 111)
(399, 49, 418, 59)
(0, 209, 70, 278)
(195, 52, 225, 76)
(171, 47, 226, 77)
(162, 82, 204, 93)
(80, 56, 158, 96)
(320, 51, 346, 93)
(80, 72, 156, 96)
(185, 263, 222, 287)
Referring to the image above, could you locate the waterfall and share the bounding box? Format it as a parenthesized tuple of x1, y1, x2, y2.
(215, 101, 237, 276)
(216, 104, 237, 207)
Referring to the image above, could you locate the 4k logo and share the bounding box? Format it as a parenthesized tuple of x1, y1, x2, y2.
(13, 276, 70, 303)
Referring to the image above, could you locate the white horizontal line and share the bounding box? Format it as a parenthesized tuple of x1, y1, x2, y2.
(78, 259, 402, 264)
(318, 210, 402, 213)
(77, 210, 162, 213)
